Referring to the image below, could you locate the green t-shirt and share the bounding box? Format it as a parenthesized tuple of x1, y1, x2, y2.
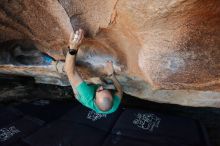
(75, 81, 121, 114)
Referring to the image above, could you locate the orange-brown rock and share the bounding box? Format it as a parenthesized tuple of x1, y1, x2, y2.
(0, 0, 73, 59)
(133, 0, 220, 91)
(0, 0, 220, 106)
(60, 0, 220, 91)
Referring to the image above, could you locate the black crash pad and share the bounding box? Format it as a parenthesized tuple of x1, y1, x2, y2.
(0, 116, 44, 146)
(102, 133, 207, 146)
(24, 120, 107, 146)
(110, 109, 210, 146)
(0, 107, 23, 127)
(14, 99, 76, 123)
(61, 104, 122, 132)
(1, 102, 210, 146)
(102, 134, 190, 146)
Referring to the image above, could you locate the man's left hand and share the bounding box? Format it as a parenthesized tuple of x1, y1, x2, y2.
(105, 61, 114, 76)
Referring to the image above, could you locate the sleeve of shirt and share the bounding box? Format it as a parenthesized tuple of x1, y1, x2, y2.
(76, 81, 95, 103)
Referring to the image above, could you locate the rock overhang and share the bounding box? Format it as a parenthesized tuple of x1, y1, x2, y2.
(0, 0, 219, 107)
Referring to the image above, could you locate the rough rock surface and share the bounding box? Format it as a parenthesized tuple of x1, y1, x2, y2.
(0, 0, 220, 107)
(0, 0, 73, 59)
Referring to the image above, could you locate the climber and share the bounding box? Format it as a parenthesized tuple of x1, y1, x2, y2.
(64, 29, 123, 114)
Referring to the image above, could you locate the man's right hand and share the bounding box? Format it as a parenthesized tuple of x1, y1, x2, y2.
(64, 29, 84, 75)
(64, 29, 84, 87)
(69, 29, 84, 49)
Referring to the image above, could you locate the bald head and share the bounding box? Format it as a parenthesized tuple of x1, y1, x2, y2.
(95, 87, 113, 111)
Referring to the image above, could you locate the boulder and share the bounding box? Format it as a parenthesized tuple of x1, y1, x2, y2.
(0, 0, 220, 107)
(60, 0, 220, 91)
(0, 0, 73, 60)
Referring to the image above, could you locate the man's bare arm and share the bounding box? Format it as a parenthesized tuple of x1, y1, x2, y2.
(111, 73, 123, 99)
(65, 53, 83, 88)
(105, 61, 123, 100)
(65, 29, 84, 90)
